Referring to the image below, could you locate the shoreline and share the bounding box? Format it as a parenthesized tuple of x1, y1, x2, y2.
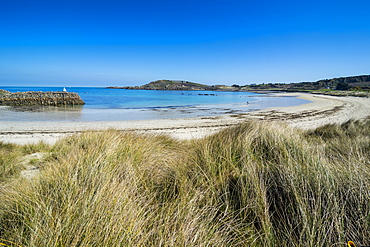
(1, 93, 369, 145)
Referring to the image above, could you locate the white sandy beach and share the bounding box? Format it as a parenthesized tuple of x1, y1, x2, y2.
(0, 93, 369, 145)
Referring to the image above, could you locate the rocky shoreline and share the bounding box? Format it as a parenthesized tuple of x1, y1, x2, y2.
(0, 90, 85, 106)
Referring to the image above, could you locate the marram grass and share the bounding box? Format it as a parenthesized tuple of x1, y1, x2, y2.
(0, 120, 369, 246)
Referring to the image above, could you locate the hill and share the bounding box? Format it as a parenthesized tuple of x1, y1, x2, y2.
(241, 75, 370, 91)
(107, 79, 236, 91)
(107, 75, 370, 93)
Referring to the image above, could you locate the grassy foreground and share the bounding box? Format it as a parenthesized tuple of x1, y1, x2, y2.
(0, 120, 369, 246)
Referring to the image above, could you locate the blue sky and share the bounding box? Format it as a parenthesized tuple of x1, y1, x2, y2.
(1, 0, 369, 86)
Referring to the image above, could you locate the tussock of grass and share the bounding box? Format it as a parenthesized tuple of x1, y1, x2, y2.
(21, 141, 51, 155)
(0, 142, 23, 183)
(0, 141, 50, 183)
(0, 121, 369, 246)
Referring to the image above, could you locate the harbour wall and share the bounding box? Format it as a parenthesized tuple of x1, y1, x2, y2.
(0, 91, 85, 106)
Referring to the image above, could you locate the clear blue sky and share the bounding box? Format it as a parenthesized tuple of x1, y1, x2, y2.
(1, 0, 369, 86)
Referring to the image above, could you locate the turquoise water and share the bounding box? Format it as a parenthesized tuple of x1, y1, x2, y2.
(2, 87, 260, 109)
(0, 87, 310, 121)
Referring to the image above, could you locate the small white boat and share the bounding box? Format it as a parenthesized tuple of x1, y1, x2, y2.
(63, 87, 67, 92)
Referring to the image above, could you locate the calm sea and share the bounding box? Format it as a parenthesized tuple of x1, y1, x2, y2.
(0, 87, 310, 121)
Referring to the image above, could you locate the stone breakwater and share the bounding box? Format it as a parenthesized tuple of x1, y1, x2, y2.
(0, 91, 85, 106)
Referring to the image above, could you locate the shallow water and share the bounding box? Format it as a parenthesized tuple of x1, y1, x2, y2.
(0, 87, 310, 121)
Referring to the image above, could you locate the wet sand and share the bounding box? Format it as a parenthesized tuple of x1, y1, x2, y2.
(0, 93, 369, 145)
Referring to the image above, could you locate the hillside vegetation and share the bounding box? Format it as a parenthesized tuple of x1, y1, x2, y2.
(243, 75, 370, 92)
(107, 75, 370, 93)
(1, 119, 369, 246)
(109, 79, 236, 91)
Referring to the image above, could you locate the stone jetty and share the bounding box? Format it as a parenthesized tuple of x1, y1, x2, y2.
(0, 90, 85, 106)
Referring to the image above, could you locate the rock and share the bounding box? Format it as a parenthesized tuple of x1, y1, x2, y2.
(0, 91, 85, 106)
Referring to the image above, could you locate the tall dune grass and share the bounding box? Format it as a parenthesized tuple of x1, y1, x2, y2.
(0, 142, 23, 183)
(0, 141, 49, 183)
(0, 120, 369, 246)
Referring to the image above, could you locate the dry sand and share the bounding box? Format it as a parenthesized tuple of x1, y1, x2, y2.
(1, 93, 369, 145)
